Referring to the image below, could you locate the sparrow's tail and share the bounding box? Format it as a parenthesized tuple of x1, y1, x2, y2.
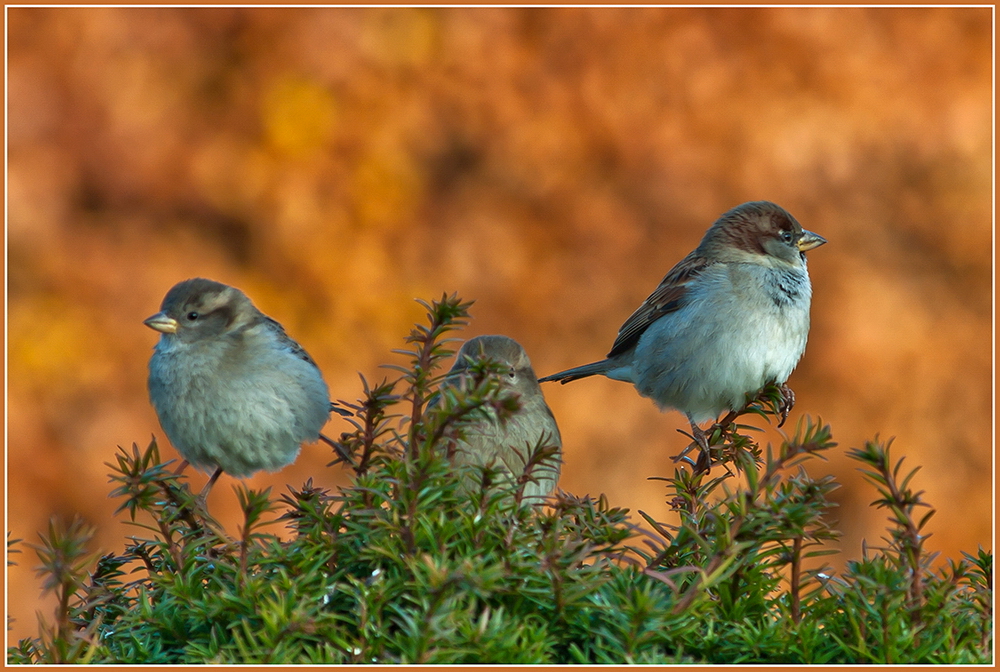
(538, 360, 611, 384)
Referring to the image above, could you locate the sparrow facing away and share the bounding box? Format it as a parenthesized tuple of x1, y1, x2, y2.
(539, 201, 826, 466)
(144, 278, 331, 496)
(444, 335, 562, 500)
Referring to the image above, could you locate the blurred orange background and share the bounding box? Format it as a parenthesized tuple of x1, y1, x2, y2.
(6, 7, 992, 643)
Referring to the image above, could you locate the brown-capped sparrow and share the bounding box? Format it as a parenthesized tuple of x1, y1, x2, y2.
(539, 201, 826, 468)
(444, 335, 562, 500)
(144, 278, 331, 497)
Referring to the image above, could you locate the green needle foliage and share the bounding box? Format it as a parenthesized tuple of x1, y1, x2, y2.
(8, 294, 993, 664)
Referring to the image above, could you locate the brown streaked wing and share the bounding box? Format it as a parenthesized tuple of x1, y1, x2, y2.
(263, 315, 320, 368)
(606, 252, 711, 358)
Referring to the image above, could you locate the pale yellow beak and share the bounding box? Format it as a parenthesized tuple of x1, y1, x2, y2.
(797, 229, 827, 252)
(144, 312, 178, 334)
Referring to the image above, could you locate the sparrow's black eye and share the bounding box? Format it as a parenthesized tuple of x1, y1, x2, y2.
(508, 369, 517, 379)
(186, 312, 200, 321)
(780, 230, 794, 244)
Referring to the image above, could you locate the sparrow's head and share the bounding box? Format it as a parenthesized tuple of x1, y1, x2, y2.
(700, 201, 826, 268)
(144, 278, 258, 343)
(450, 335, 541, 396)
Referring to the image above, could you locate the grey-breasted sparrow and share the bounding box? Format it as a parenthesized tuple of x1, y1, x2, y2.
(144, 278, 331, 496)
(444, 335, 562, 500)
(539, 201, 826, 466)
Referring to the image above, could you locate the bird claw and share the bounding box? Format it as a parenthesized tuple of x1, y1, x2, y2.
(673, 418, 714, 476)
(689, 421, 711, 452)
(776, 383, 795, 428)
(673, 385, 795, 476)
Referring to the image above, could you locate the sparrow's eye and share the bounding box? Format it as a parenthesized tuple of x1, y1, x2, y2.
(186, 312, 200, 321)
(780, 230, 794, 244)
(508, 369, 517, 379)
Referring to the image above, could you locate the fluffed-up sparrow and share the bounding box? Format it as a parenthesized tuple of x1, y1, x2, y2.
(444, 335, 562, 500)
(144, 278, 331, 496)
(539, 201, 826, 467)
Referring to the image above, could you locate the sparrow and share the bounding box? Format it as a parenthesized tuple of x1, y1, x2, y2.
(444, 335, 562, 500)
(144, 278, 331, 497)
(538, 201, 826, 467)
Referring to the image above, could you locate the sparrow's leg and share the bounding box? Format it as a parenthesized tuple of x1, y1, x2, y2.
(197, 467, 224, 503)
(776, 383, 796, 428)
(686, 417, 710, 452)
(173, 459, 190, 475)
(673, 413, 712, 475)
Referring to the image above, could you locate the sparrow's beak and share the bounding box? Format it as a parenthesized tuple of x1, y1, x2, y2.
(797, 230, 827, 252)
(144, 312, 178, 334)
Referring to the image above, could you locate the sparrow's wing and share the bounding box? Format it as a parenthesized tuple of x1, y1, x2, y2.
(263, 315, 321, 368)
(606, 251, 711, 358)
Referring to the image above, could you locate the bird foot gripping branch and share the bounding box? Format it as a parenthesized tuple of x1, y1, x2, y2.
(672, 382, 800, 476)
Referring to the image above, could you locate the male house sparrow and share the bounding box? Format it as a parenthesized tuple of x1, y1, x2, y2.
(144, 278, 331, 496)
(539, 201, 826, 465)
(444, 335, 562, 500)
